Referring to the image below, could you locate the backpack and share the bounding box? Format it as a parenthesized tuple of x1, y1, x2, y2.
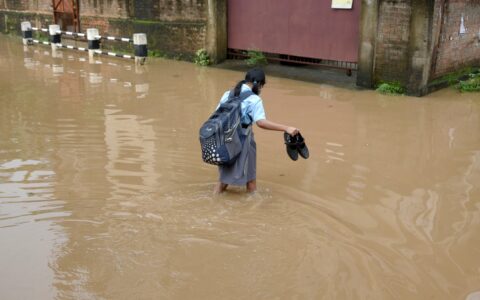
(199, 90, 254, 165)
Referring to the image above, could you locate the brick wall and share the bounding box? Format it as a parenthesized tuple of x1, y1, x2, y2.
(0, 11, 52, 35)
(433, 0, 480, 77)
(374, 0, 412, 84)
(133, 0, 207, 21)
(79, 0, 206, 21)
(0, 0, 51, 13)
(0, 0, 208, 59)
(79, 0, 130, 18)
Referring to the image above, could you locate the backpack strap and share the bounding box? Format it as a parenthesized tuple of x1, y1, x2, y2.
(227, 90, 254, 102)
(227, 90, 255, 125)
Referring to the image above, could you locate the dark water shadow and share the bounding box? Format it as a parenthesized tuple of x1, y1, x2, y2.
(212, 59, 361, 90)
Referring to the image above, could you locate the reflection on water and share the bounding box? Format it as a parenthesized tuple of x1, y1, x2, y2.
(1, 35, 480, 299)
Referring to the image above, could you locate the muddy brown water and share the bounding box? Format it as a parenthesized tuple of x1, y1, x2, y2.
(1, 35, 480, 300)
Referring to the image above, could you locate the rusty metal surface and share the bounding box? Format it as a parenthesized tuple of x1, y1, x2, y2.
(228, 0, 361, 62)
(53, 0, 73, 13)
(52, 0, 80, 32)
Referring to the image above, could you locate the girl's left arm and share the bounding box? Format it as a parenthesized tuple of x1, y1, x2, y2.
(256, 119, 299, 136)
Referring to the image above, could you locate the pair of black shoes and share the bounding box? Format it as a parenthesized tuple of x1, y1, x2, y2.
(284, 132, 309, 161)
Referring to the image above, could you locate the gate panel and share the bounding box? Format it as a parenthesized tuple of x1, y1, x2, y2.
(228, 0, 360, 63)
(52, 0, 80, 32)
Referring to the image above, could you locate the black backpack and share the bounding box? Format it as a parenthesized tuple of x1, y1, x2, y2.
(199, 90, 253, 165)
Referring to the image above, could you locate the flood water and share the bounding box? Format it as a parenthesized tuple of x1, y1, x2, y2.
(1, 35, 480, 299)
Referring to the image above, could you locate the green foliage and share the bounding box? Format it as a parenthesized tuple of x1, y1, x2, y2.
(148, 50, 165, 58)
(133, 19, 160, 25)
(194, 49, 210, 66)
(105, 44, 132, 56)
(245, 50, 268, 66)
(430, 67, 478, 86)
(173, 53, 184, 61)
(457, 72, 480, 92)
(35, 34, 49, 43)
(376, 82, 406, 95)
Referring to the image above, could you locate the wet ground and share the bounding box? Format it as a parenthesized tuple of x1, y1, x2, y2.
(1, 35, 480, 300)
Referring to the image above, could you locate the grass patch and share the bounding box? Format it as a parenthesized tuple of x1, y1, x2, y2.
(193, 49, 210, 66)
(376, 82, 406, 95)
(457, 72, 480, 92)
(148, 49, 166, 58)
(245, 50, 267, 66)
(132, 19, 162, 25)
(104, 44, 133, 56)
(430, 67, 479, 86)
(34, 33, 49, 43)
(145, 50, 191, 61)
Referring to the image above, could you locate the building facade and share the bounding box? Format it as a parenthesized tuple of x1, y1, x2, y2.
(0, 0, 478, 95)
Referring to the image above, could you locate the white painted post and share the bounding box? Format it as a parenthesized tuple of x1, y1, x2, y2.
(21, 21, 33, 45)
(87, 28, 100, 58)
(133, 33, 147, 65)
(49, 24, 61, 50)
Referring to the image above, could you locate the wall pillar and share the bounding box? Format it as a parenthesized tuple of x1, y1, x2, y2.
(356, 0, 379, 89)
(406, 0, 435, 96)
(206, 0, 227, 64)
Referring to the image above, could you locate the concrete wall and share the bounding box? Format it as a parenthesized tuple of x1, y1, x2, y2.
(0, 0, 223, 61)
(0, 11, 53, 35)
(0, 0, 52, 34)
(81, 0, 209, 59)
(79, 0, 207, 21)
(357, 0, 477, 96)
(374, 0, 412, 84)
(432, 0, 480, 78)
(368, 0, 435, 95)
(0, 0, 51, 12)
(2, 0, 478, 94)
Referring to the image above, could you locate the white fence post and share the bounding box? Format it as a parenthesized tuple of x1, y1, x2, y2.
(21, 21, 33, 45)
(49, 24, 61, 50)
(133, 33, 147, 65)
(87, 28, 100, 59)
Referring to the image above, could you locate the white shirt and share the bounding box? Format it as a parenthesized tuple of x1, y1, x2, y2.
(217, 84, 266, 125)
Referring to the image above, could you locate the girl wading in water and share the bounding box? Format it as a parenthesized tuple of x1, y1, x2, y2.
(214, 69, 299, 194)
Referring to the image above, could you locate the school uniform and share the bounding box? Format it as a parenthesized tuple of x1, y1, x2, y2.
(216, 84, 266, 185)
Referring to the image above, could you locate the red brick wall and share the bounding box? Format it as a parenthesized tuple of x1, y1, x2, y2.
(79, 0, 130, 18)
(0, 0, 208, 58)
(0, 0, 51, 13)
(79, 0, 207, 21)
(433, 0, 480, 77)
(78, 0, 208, 57)
(0, 0, 206, 20)
(374, 0, 412, 84)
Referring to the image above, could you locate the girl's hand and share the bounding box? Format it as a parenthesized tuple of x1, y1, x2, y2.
(285, 126, 299, 136)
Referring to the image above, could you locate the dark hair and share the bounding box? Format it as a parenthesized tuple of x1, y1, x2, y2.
(233, 68, 266, 96)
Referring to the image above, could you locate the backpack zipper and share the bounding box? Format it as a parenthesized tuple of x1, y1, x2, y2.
(224, 117, 240, 143)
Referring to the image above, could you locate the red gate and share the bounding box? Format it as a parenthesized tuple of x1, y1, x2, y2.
(228, 0, 360, 66)
(52, 0, 80, 32)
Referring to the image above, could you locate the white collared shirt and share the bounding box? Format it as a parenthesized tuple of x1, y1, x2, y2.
(217, 84, 266, 125)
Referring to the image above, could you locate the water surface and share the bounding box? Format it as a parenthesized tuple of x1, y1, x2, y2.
(1, 35, 480, 299)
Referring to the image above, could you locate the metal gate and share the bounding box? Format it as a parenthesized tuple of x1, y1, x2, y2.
(52, 0, 80, 32)
(228, 0, 361, 68)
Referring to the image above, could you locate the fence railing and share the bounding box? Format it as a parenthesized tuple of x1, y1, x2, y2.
(21, 22, 147, 65)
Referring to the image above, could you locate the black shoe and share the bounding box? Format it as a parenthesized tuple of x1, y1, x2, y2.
(284, 132, 299, 161)
(295, 133, 309, 159)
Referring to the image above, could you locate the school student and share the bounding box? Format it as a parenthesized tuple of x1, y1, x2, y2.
(214, 68, 299, 194)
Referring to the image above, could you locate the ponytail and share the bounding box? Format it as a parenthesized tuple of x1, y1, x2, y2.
(252, 81, 260, 95)
(233, 80, 247, 96)
(233, 68, 266, 96)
